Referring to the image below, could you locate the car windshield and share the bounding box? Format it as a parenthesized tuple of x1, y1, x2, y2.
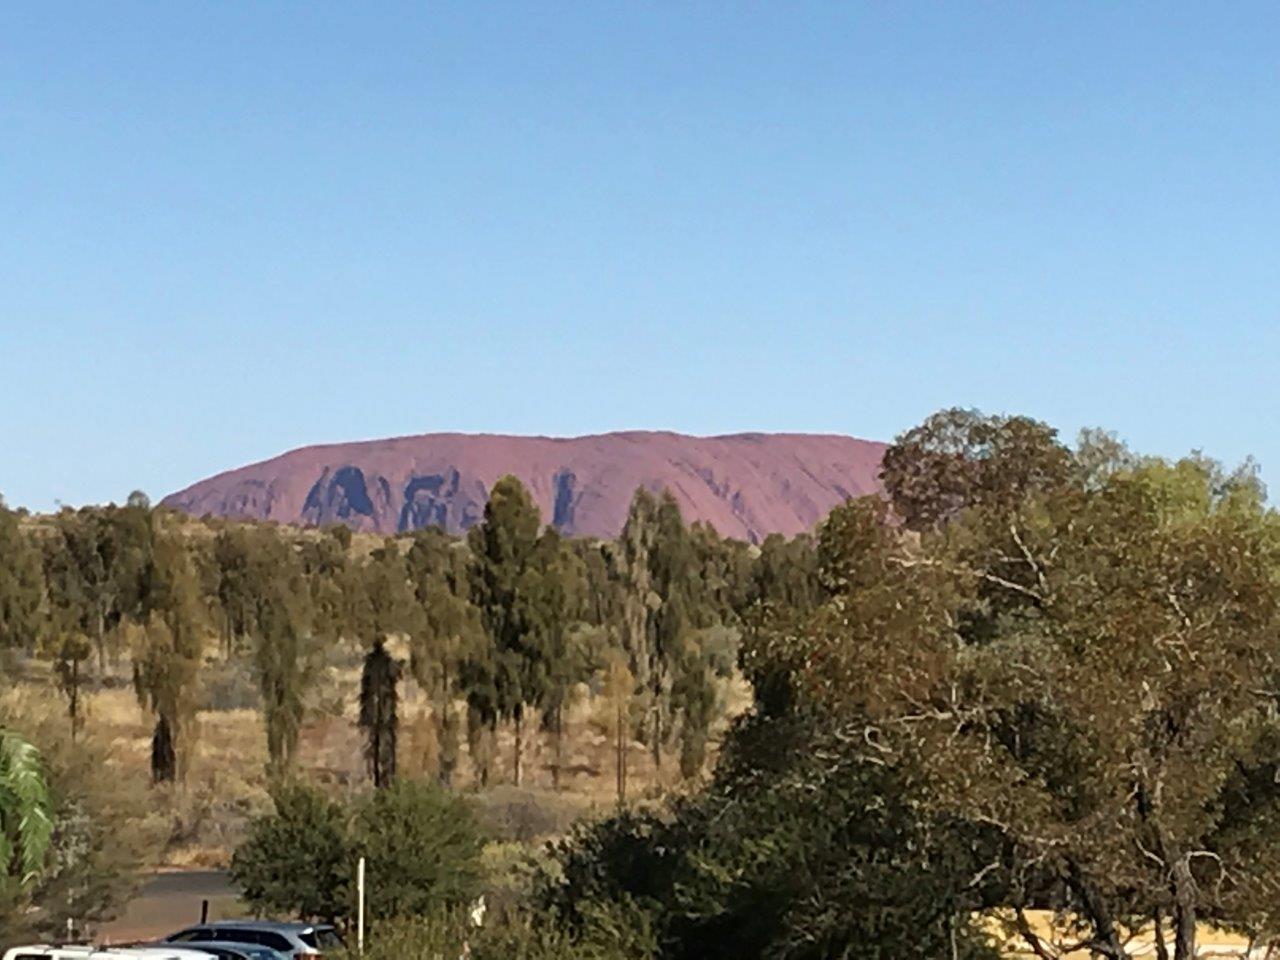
(299, 930, 343, 950)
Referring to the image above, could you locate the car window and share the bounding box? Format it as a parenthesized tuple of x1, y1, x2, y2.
(170, 931, 213, 944)
(221, 933, 289, 952)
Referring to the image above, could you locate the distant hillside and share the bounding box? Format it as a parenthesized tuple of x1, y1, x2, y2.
(161, 431, 887, 542)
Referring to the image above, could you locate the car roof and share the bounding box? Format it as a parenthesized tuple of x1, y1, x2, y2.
(164, 945, 272, 955)
(202, 922, 327, 933)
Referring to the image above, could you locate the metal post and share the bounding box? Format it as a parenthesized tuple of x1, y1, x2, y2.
(357, 856, 366, 955)
(201, 899, 210, 924)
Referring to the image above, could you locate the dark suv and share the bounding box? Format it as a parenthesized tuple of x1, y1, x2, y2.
(165, 923, 342, 959)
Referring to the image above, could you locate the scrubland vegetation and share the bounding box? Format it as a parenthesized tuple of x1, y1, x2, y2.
(6, 408, 1280, 958)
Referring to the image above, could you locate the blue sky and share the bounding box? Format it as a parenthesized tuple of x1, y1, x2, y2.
(2, 3, 1278, 512)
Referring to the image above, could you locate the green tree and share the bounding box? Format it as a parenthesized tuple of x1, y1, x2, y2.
(0, 498, 45, 655)
(780, 413, 1280, 960)
(525, 529, 589, 790)
(251, 533, 314, 771)
(353, 779, 484, 921)
(230, 782, 352, 924)
(355, 542, 415, 788)
(405, 530, 483, 786)
(360, 641, 403, 789)
(131, 518, 206, 783)
(466, 476, 543, 786)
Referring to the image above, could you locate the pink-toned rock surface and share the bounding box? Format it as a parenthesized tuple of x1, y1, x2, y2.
(161, 431, 886, 542)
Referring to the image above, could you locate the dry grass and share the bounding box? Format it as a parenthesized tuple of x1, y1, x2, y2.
(2, 646, 748, 868)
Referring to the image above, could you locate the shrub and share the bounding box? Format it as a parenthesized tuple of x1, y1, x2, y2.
(353, 779, 485, 921)
(348, 903, 654, 960)
(230, 782, 352, 924)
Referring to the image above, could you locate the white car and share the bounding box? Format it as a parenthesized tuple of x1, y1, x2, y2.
(4, 948, 218, 960)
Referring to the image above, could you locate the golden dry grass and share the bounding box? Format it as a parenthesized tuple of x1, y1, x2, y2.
(2, 646, 749, 867)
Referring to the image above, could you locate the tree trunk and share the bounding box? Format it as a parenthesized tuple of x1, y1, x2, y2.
(68, 656, 79, 741)
(151, 715, 177, 783)
(616, 701, 627, 805)
(1067, 862, 1127, 960)
(651, 705, 662, 776)
(514, 708, 524, 787)
(1172, 858, 1197, 960)
(1153, 908, 1170, 960)
(552, 705, 563, 792)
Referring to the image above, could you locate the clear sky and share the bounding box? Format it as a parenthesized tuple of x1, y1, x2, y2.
(3, 3, 1278, 513)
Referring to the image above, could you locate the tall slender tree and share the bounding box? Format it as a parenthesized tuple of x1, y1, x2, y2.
(131, 518, 205, 783)
(355, 541, 414, 788)
(405, 530, 482, 786)
(359, 639, 402, 789)
(466, 476, 543, 786)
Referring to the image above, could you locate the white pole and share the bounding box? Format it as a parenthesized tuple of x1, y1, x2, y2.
(357, 856, 366, 955)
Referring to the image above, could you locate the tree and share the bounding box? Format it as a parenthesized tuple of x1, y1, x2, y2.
(131, 518, 206, 783)
(0, 499, 45, 655)
(360, 641, 403, 789)
(0, 706, 163, 942)
(230, 782, 353, 925)
(355, 542, 415, 788)
(352, 779, 484, 921)
(466, 476, 544, 786)
(594, 651, 635, 804)
(247, 533, 314, 772)
(405, 530, 483, 786)
(615, 490, 659, 780)
(878, 407, 1073, 531)
(777, 414, 1280, 960)
(525, 529, 589, 790)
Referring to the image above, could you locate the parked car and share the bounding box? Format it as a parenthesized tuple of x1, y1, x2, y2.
(138, 945, 281, 960)
(4, 948, 217, 960)
(164, 922, 342, 958)
(3, 947, 97, 960)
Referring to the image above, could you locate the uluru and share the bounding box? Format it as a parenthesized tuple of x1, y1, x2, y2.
(161, 431, 887, 543)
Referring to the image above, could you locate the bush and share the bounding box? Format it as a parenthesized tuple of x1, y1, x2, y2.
(230, 782, 352, 924)
(231, 779, 486, 928)
(0, 700, 165, 942)
(348, 903, 654, 960)
(354, 779, 484, 921)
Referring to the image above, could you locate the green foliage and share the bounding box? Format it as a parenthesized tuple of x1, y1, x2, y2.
(0, 729, 53, 891)
(349, 904, 655, 960)
(353, 779, 485, 921)
(0, 500, 45, 654)
(405, 530, 483, 785)
(465, 476, 550, 785)
(359, 641, 403, 788)
(130, 516, 207, 782)
(0, 707, 164, 942)
(230, 782, 353, 924)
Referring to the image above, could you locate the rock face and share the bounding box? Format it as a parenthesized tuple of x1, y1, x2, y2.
(161, 431, 886, 542)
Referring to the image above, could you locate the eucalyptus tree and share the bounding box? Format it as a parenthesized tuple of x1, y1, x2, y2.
(0, 498, 44, 656)
(131, 518, 206, 783)
(465, 476, 544, 786)
(405, 529, 482, 785)
(775, 411, 1280, 960)
(356, 541, 415, 788)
